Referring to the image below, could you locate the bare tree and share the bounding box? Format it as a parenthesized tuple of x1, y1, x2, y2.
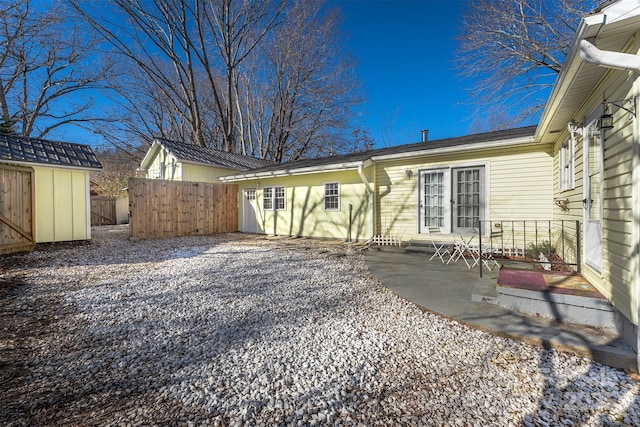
(455, 0, 597, 129)
(0, 0, 115, 138)
(92, 146, 143, 197)
(240, 0, 363, 162)
(73, 0, 363, 162)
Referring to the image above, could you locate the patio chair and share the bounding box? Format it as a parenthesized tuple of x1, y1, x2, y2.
(427, 227, 452, 263)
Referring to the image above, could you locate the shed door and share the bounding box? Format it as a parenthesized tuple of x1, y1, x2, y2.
(0, 165, 35, 254)
(242, 188, 257, 233)
(584, 123, 603, 272)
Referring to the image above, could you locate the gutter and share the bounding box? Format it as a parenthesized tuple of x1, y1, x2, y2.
(219, 161, 366, 182)
(579, 39, 640, 72)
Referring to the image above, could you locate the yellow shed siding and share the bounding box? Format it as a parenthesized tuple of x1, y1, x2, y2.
(236, 169, 371, 241)
(375, 145, 553, 242)
(182, 163, 240, 183)
(34, 166, 90, 243)
(145, 149, 181, 180)
(144, 146, 242, 183)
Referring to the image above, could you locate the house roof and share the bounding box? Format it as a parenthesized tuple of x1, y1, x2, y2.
(0, 133, 102, 170)
(536, 0, 640, 143)
(148, 138, 273, 171)
(220, 126, 538, 181)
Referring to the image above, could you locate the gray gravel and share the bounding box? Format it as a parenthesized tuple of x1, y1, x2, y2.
(1, 225, 638, 426)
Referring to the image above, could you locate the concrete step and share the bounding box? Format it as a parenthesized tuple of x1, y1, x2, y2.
(404, 240, 433, 254)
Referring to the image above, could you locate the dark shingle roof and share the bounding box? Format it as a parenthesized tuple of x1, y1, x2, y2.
(242, 126, 538, 175)
(156, 138, 272, 170)
(0, 133, 102, 169)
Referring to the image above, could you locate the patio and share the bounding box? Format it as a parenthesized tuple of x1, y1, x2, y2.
(365, 246, 636, 371)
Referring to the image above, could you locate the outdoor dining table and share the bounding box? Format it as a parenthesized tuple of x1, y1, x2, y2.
(447, 234, 479, 269)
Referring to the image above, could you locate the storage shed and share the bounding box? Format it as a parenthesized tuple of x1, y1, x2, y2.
(138, 138, 272, 183)
(0, 134, 102, 253)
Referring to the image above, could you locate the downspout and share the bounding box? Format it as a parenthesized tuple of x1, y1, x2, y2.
(579, 39, 640, 72)
(358, 163, 374, 241)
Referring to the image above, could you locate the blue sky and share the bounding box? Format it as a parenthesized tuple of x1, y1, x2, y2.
(46, 0, 471, 150)
(334, 0, 473, 147)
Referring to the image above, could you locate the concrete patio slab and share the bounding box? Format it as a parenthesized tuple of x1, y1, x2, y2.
(365, 246, 637, 372)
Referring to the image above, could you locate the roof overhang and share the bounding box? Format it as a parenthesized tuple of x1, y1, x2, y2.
(219, 159, 374, 182)
(137, 140, 163, 171)
(536, 0, 640, 144)
(0, 159, 101, 172)
(370, 134, 538, 162)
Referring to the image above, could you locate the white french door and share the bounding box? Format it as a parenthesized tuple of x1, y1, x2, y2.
(584, 123, 603, 271)
(419, 169, 449, 233)
(452, 167, 485, 234)
(419, 166, 485, 234)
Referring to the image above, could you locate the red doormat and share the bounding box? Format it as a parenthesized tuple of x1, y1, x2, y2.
(497, 269, 605, 299)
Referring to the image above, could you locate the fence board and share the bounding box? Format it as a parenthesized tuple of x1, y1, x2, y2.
(0, 165, 35, 254)
(128, 178, 238, 239)
(91, 196, 117, 226)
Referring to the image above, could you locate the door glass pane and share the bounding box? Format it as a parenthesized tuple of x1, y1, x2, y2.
(588, 131, 602, 221)
(423, 172, 444, 227)
(454, 167, 483, 232)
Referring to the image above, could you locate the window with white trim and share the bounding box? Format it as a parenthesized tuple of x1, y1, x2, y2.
(559, 137, 575, 192)
(324, 182, 340, 211)
(263, 186, 286, 210)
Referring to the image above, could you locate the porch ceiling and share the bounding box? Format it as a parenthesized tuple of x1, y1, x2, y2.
(537, 2, 640, 143)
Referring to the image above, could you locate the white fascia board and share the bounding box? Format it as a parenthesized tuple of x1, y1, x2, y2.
(0, 159, 101, 172)
(219, 161, 365, 182)
(138, 140, 162, 171)
(369, 135, 537, 162)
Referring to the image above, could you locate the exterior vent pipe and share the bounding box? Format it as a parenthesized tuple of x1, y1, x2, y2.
(421, 129, 429, 142)
(579, 39, 640, 72)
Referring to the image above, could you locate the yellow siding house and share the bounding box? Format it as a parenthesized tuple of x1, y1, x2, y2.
(0, 134, 102, 245)
(536, 0, 640, 354)
(220, 126, 551, 245)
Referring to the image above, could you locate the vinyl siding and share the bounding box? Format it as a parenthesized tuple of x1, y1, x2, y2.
(182, 163, 240, 183)
(236, 169, 371, 241)
(374, 144, 553, 242)
(551, 52, 638, 324)
(145, 146, 241, 183)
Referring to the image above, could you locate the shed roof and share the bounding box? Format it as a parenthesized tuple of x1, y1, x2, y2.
(0, 133, 102, 170)
(153, 138, 273, 170)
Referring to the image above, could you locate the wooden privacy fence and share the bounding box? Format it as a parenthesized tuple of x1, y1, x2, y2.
(128, 178, 238, 239)
(91, 196, 116, 226)
(0, 165, 35, 255)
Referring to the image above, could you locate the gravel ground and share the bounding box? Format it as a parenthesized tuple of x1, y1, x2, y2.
(0, 225, 638, 426)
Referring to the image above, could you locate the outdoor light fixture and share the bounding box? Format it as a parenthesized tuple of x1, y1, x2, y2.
(405, 168, 413, 178)
(598, 111, 614, 130)
(598, 97, 637, 131)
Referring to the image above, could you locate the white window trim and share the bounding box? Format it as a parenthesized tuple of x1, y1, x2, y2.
(323, 182, 340, 211)
(263, 186, 286, 211)
(559, 135, 575, 192)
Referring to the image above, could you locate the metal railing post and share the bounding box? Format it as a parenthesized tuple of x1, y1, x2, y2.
(478, 221, 483, 278)
(576, 220, 581, 273)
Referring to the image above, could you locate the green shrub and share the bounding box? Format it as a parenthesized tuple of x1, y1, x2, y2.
(526, 240, 554, 259)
